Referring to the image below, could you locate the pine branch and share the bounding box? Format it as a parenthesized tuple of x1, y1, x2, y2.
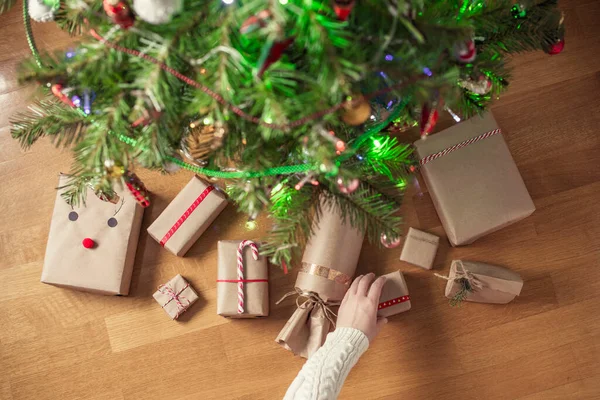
(0, 0, 15, 14)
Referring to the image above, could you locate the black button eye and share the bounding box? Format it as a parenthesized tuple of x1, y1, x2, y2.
(107, 217, 118, 227)
(69, 211, 78, 221)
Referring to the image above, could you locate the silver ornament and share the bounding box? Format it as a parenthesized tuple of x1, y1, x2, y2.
(28, 0, 56, 22)
(133, 0, 182, 24)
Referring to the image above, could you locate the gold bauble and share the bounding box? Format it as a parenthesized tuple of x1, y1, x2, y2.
(341, 96, 371, 125)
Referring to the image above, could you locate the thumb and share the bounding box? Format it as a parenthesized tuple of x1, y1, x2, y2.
(375, 318, 388, 335)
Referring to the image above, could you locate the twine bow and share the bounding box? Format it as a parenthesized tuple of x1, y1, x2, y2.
(435, 261, 484, 306)
(157, 282, 190, 319)
(277, 288, 339, 328)
(237, 240, 259, 314)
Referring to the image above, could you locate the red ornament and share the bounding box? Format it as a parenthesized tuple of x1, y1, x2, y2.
(381, 233, 401, 249)
(240, 10, 271, 34)
(103, 0, 134, 29)
(547, 38, 565, 55)
(51, 84, 75, 107)
(257, 37, 295, 77)
(453, 39, 476, 63)
(420, 104, 439, 137)
(82, 238, 96, 249)
(332, 0, 355, 21)
(337, 177, 360, 194)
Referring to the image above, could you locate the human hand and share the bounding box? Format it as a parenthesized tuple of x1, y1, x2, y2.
(337, 273, 388, 343)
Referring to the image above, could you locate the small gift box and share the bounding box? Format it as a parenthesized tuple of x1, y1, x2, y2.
(414, 112, 535, 246)
(217, 240, 269, 318)
(276, 198, 365, 358)
(41, 174, 144, 295)
(399, 227, 439, 270)
(147, 176, 227, 256)
(153, 274, 199, 319)
(377, 271, 411, 317)
(438, 260, 523, 305)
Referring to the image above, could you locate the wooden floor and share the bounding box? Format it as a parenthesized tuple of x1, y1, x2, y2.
(1, 1, 600, 399)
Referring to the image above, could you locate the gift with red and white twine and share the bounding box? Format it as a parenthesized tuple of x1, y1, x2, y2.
(217, 240, 269, 318)
(413, 112, 535, 247)
(153, 274, 199, 320)
(147, 176, 228, 256)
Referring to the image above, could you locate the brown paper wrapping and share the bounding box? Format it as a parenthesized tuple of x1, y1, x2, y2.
(147, 176, 227, 256)
(153, 274, 199, 319)
(399, 227, 439, 270)
(444, 260, 523, 304)
(41, 174, 144, 295)
(217, 240, 269, 318)
(414, 112, 535, 246)
(377, 270, 411, 317)
(276, 199, 365, 358)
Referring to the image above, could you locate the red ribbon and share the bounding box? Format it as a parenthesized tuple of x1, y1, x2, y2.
(216, 279, 268, 283)
(160, 185, 214, 246)
(378, 295, 410, 310)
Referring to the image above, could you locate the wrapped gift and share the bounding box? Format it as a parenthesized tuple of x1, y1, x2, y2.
(276, 198, 365, 358)
(217, 240, 269, 318)
(153, 274, 199, 319)
(399, 227, 439, 269)
(437, 260, 523, 305)
(41, 174, 144, 295)
(147, 176, 227, 256)
(377, 270, 411, 317)
(413, 112, 535, 246)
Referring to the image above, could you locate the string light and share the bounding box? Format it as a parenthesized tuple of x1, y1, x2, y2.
(203, 117, 213, 125)
(245, 220, 257, 230)
(279, 0, 288, 4)
(222, 0, 234, 4)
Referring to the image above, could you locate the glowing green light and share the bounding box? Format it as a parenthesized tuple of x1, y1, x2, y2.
(373, 139, 382, 148)
(279, 0, 288, 4)
(203, 117, 213, 125)
(245, 220, 258, 230)
(272, 183, 284, 194)
(264, 116, 273, 124)
(396, 178, 407, 189)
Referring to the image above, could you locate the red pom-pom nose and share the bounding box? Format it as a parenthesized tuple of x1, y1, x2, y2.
(82, 238, 96, 249)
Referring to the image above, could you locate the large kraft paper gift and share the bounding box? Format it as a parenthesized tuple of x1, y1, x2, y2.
(217, 240, 269, 318)
(147, 175, 227, 256)
(41, 174, 144, 295)
(437, 260, 523, 305)
(276, 199, 365, 358)
(413, 112, 535, 246)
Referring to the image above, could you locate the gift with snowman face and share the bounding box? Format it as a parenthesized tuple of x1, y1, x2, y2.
(40, 174, 145, 295)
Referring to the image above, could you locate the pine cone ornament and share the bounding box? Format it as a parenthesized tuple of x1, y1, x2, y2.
(459, 75, 493, 95)
(181, 123, 226, 164)
(133, 0, 182, 24)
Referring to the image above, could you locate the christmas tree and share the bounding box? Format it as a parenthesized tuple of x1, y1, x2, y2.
(4, 0, 564, 269)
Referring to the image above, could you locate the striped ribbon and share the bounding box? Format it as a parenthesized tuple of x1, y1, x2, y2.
(237, 240, 259, 314)
(157, 282, 190, 320)
(419, 128, 502, 166)
(159, 185, 214, 246)
(378, 295, 410, 310)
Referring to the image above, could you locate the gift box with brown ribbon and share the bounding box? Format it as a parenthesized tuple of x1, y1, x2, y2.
(147, 176, 228, 256)
(413, 112, 535, 246)
(153, 274, 199, 319)
(217, 240, 269, 318)
(276, 198, 365, 358)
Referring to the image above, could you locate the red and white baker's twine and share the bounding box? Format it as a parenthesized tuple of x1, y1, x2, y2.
(419, 128, 502, 166)
(159, 185, 214, 246)
(158, 282, 190, 319)
(237, 240, 259, 314)
(88, 29, 422, 130)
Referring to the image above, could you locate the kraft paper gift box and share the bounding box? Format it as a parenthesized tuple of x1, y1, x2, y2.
(377, 270, 411, 317)
(276, 198, 365, 358)
(147, 176, 227, 256)
(399, 227, 439, 269)
(153, 274, 199, 319)
(217, 240, 269, 318)
(41, 174, 144, 295)
(441, 260, 523, 305)
(413, 112, 535, 246)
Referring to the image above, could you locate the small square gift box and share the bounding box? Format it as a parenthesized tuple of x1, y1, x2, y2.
(414, 112, 535, 246)
(217, 240, 269, 318)
(377, 270, 411, 317)
(147, 176, 228, 256)
(153, 274, 199, 319)
(399, 227, 439, 270)
(436, 260, 524, 305)
(41, 174, 144, 295)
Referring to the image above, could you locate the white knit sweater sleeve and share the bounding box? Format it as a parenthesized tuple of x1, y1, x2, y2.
(283, 327, 370, 400)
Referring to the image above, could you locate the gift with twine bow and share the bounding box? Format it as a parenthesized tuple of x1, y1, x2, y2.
(217, 240, 269, 318)
(435, 260, 523, 306)
(153, 274, 199, 319)
(413, 112, 535, 247)
(276, 198, 365, 358)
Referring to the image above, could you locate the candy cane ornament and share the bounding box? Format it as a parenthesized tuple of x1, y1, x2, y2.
(237, 240, 259, 314)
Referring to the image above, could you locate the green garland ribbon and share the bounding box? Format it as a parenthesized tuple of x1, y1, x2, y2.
(23, 0, 43, 68)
